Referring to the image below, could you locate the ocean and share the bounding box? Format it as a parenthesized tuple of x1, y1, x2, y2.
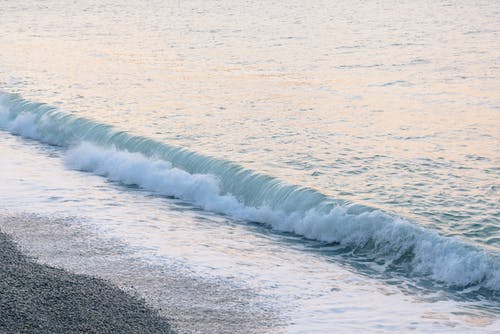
(0, 0, 499, 332)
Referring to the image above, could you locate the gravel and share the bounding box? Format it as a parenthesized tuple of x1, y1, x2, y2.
(0, 231, 174, 333)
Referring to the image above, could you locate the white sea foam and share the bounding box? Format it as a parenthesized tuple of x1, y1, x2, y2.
(0, 109, 38, 139)
(65, 142, 239, 210)
(65, 142, 500, 290)
(1, 92, 500, 291)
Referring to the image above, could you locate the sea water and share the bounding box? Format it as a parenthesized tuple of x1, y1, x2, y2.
(0, 0, 499, 332)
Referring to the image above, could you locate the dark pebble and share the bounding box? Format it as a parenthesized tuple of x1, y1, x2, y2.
(0, 231, 174, 333)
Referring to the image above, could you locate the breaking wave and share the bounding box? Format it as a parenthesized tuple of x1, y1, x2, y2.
(1, 91, 499, 292)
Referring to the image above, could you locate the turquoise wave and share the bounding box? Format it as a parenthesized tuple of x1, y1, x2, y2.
(1, 91, 499, 293)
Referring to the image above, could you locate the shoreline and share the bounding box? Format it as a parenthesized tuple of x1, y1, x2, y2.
(0, 230, 174, 333)
(0, 212, 279, 334)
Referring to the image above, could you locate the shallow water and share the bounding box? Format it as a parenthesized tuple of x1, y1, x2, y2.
(1, 131, 498, 333)
(0, 0, 499, 332)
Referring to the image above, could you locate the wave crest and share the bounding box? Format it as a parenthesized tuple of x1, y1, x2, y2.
(1, 91, 499, 292)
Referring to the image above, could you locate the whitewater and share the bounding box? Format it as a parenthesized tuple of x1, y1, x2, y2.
(1, 92, 499, 293)
(1, 0, 499, 332)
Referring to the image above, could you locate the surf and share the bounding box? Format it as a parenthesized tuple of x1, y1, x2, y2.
(1, 91, 499, 294)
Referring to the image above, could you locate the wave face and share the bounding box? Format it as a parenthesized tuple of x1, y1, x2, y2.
(1, 91, 499, 293)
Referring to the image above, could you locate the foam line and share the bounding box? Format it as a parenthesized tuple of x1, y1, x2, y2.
(1, 91, 499, 291)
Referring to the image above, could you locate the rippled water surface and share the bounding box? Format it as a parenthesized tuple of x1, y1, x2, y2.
(0, 0, 499, 332)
